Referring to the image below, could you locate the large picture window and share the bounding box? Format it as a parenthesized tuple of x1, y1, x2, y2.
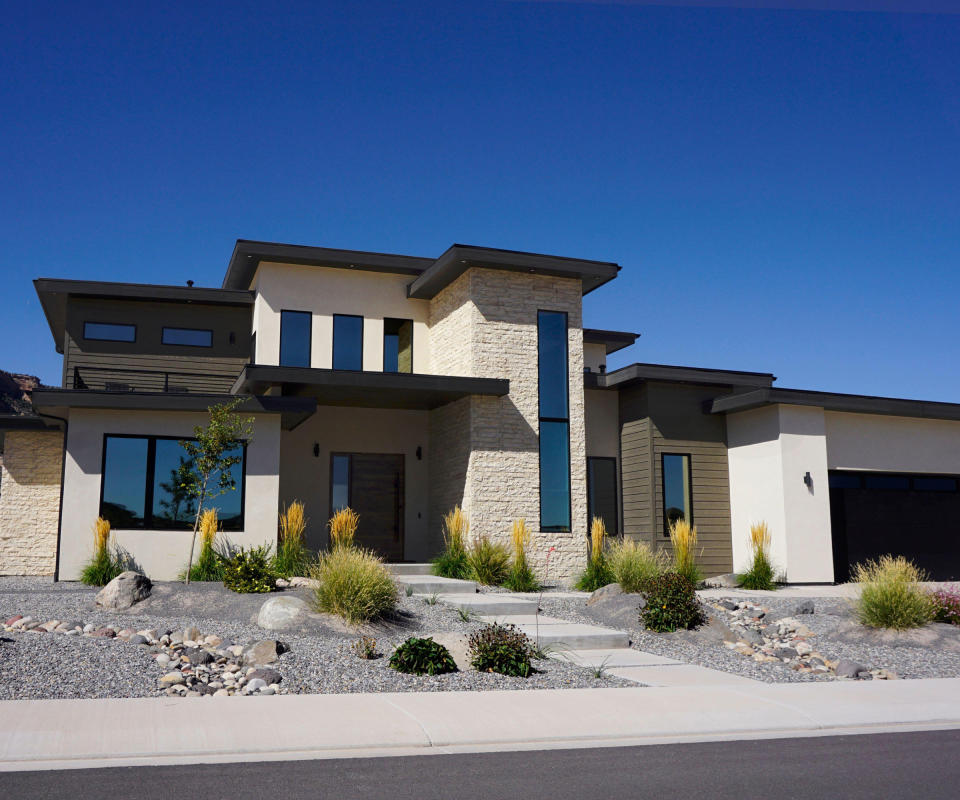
(279, 310, 312, 367)
(587, 457, 618, 536)
(538, 310, 570, 532)
(100, 435, 245, 531)
(662, 453, 692, 535)
(333, 314, 364, 370)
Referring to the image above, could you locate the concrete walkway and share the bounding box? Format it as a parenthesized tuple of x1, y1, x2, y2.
(3, 679, 960, 771)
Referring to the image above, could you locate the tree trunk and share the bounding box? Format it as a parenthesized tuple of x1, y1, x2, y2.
(184, 479, 208, 585)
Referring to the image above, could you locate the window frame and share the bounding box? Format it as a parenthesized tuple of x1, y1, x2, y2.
(382, 317, 414, 374)
(98, 433, 247, 531)
(587, 456, 619, 536)
(279, 309, 313, 368)
(537, 309, 572, 533)
(332, 313, 365, 371)
(661, 452, 694, 536)
(83, 321, 137, 343)
(161, 326, 213, 348)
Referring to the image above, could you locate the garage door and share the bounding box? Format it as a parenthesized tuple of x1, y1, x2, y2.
(828, 470, 960, 582)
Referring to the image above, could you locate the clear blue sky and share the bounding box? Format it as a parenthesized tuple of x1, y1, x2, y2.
(1, 1, 958, 399)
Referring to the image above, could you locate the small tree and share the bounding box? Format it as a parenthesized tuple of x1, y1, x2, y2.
(177, 399, 254, 584)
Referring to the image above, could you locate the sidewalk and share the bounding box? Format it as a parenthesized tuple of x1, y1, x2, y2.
(3, 679, 960, 771)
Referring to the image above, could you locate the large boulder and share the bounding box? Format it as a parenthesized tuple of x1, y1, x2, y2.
(583, 583, 646, 627)
(95, 571, 152, 611)
(257, 596, 309, 630)
(702, 573, 739, 589)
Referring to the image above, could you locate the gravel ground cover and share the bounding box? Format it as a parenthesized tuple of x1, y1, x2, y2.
(0, 577, 632, 700)
(541, 593, 960, 683)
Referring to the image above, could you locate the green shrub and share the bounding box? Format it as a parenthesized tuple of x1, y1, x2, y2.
(389, 637, 457, 675)
(931, 585, 960, 626)
(468, 623, 533, 677)
(608, 538, 666, 594)
(222, 545, 277, 594)
(311, 546, 398, 624)
(80, 517, 124, 587)
(274, 501, 313, 578)
(639, 572, 706, 633)
(503, 518, 541, 592)
(432, 506, 470, 579)
(466, 536, 510, 586)
(854, 555, 935, 630)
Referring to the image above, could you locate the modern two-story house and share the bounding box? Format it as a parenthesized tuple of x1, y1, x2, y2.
(2, 239, 960, 583)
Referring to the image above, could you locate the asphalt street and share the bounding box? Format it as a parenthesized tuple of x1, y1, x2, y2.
(7, 729, 959, 800)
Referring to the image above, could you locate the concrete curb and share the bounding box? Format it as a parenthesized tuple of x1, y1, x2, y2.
(2, 679, 960, 771)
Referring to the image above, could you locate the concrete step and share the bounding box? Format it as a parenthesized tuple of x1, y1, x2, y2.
(437, 594, 538, 615)
(388, 563, 434, 576)
(510, 621, 631, 650)
(394, 574, 478, 594)
(607, 664, 761, 687)
(548, 648, 682, 669)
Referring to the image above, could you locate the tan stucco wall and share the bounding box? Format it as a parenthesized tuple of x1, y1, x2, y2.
(583, 343, 607, 374)
(0, 431, 63, 576)
(58, 408, 281, 581)
(427, 268, 588, 581)
(251, 262, 431, 372)
(279, 406, 431, 560)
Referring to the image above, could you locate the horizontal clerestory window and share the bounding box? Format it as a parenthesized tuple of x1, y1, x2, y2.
(162, 327, 213, 347)
(99, 435, 246, 531)
(83, 322, 136, 342)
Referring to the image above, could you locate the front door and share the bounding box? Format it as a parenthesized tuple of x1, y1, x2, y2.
(330, 453, 405, 561)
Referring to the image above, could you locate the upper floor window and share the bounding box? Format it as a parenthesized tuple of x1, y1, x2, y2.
(162, 327, 212, 348)
(279, 310, 311, 368)
(538, 310, 568, 420)
(538, 310, 571, 532)
(333, 314, 363, 371)
(84, 322, 135, 342)
(662, 453, 692, 535)
(383, 318, 413, 373)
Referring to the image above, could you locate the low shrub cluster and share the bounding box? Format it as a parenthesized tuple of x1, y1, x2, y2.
(854, 555, 935, 630)
(574, 517, 615, 592)
(389, 637, 457, 675)
(311, 545, 397, 625)
(432, 506, 470, 580)
(608, 538, 666, 594)
(222, 545, 277, 593)
(467, 622, 534, 677)
(80, 517, 124, 587)
(931, 585, 960, 626)
(639, 572, 706, 633)
(738, 521, 777, 591)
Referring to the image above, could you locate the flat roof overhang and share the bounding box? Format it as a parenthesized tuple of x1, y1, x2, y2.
(233, 365, 510, 410)
(710, 387, 960, 422)
(406, 244, 621, 300)
(594, 362, 776, 390)
(0, 413, 62, 433)
(30, 390, 317, 430)
(34, 278, 255, 354)
(583, 328, 640, 355)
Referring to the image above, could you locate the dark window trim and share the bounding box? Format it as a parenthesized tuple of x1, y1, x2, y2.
(537, 309, 571, 533)
(279, 309, 312, 368)
(332, 313, 365, 371)
(382, 317, 414, 374)
(98, 433, 247, 531)
(828, 469, 960, 493)
(661, 452, 694, 537)
(83, 321, 137, 343)
(587, 456, 619, 536)
(161, 326, 214, 348)
(329, 452, 353, 512)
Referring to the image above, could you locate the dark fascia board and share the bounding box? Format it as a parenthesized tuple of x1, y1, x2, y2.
(34, 278, 255, 354)
(0, 413, 61, 432)
(406, 244, 621, 300)
(233, 364, 509, 410)
(223, 240, 434, 290)
(30, 389, 317, 430)
(583, 328, 640, 355)
(598, 362, 776, 390)
(711, 387, 960, 422)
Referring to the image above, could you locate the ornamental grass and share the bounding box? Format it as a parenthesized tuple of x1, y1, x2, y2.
(432, 505, 470, 579)
(503, 518, 541, 592)
(275, 500, 312, 577)
(854, 555, 935, 630)
(738, 521, 777, 591)
(80, 517, 123, 587)
(328, 506, 359, 551)
(669, 518, 702, 586)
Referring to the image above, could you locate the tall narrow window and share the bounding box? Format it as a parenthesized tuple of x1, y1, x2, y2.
(538, 310, 570, 531)
(383, 318, 413, 373)
(330, 454, 351, 511)
(333, 314, 364, 370)
(279, 310, 311, 367)
(587, 457, 618, 535)
(662, 453, 692, 535)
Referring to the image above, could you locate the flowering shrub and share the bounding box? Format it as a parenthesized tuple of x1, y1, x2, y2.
(931, 584, 960, 626)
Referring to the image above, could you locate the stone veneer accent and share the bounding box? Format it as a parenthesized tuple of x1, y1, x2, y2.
(428, 268, 588, 581)
(0, 431, 63, 576)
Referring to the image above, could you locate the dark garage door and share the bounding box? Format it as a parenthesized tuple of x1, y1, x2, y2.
(829, 470, 960, 582)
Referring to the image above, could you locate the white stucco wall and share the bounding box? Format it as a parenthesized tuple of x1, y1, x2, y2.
(825, 412, 960, 474)
(584, 343, 607, 374)
(250, 262, 431, 372)
(278, 406, 431, 560)
(58, 408, 281, 581)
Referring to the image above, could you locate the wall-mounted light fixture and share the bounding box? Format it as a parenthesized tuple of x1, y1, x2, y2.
(803, 471, 813, 489)
(313, 443, 320, 458)
(416, 446, 422, 461)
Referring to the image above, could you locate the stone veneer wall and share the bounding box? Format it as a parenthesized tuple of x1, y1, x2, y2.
(0, 431, 63, 576)
(428, 268, 588, 581)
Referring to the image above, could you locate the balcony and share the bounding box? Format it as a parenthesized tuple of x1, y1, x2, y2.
(71, 366, 238, 394)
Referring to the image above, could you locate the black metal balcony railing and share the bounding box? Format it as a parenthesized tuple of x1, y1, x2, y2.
(71, 366, 237, 394)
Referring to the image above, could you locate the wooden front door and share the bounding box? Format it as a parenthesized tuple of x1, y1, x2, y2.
(330, 453, 404, 562)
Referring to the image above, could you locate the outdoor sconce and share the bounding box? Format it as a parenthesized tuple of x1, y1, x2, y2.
(803, 471, 813, 489)
(313, 443, 320, 458)
(416, 446, 422, 461)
